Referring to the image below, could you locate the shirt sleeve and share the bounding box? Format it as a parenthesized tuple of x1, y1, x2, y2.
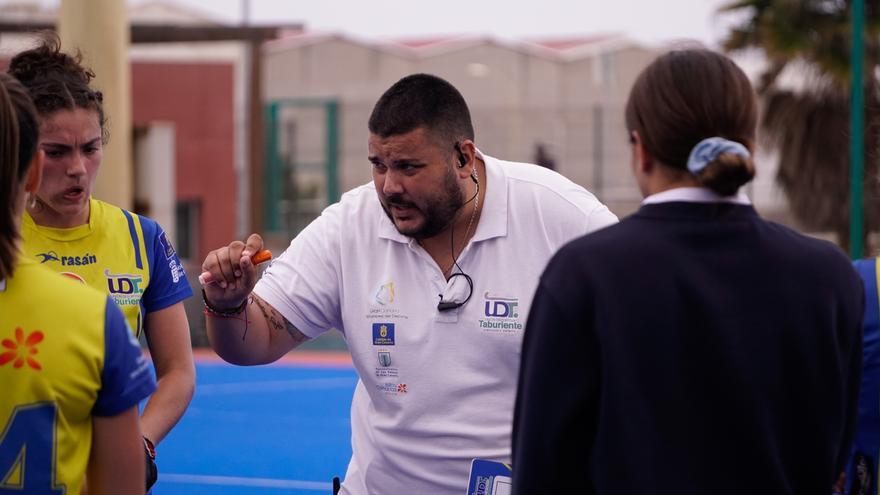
(586, 203, 619, 233)
(254, 202, 343, 338)
(93, 297, 156, 416)
(541, 183, 618, 250)
(140, 217, 193, 312)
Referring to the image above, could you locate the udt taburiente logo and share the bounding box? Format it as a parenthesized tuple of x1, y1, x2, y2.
(483, 292, 518, 318)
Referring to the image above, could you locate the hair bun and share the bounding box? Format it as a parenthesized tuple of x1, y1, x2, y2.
(696, 152, 756, 196)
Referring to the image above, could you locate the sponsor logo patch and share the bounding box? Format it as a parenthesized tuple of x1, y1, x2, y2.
(159, 231, 176, 259)
(35, 251, 60, 263)
(367, 279, 409, 320)
(378, 350, 391, 367)
(375, 349, 398, 378)
(36, 251, 97, 266)
(374, 382, 408, 395)
(374, 280, 395, 305)
(372, 323, 395, 346)
(105, 269, 145, 306)
(478, 292, 523, 334)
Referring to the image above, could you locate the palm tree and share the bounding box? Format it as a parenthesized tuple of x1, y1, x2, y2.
(720, 0, 880, 251)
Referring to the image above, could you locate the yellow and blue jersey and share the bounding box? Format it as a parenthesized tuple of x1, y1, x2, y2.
(0, 258, 156, 494)
(848, 257, 880, 495)
(21, 197, 193, 336)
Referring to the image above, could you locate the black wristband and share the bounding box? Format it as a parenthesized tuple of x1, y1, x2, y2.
(144, 437, 158, 490)
(202, 289, 248, 316)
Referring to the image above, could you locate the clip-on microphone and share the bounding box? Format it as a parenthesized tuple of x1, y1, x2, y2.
(436, 272, 474, 312)
(437, 299, 460, 311)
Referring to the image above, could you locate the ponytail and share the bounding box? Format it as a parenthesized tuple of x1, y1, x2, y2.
(0, 74, 40, 279)
(0, 75, 21, 279)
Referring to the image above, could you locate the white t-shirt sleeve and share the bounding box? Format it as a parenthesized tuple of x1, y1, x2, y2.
(585, 203, 619, 233)
(558, 182, 618, 235)
(253, 204, 344, 339)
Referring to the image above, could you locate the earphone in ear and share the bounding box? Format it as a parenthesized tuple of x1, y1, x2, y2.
(454, 142, 467, 167)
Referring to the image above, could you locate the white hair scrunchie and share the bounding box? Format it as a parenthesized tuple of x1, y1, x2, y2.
(686, 137, 750, 174)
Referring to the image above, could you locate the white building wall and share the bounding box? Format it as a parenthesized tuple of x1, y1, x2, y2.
(261, 35, 791, 228)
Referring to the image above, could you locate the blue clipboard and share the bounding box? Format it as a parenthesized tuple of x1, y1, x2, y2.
(466, 458, 513, 495)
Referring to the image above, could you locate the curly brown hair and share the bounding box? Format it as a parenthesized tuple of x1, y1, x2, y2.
(8, 31, 108, 142)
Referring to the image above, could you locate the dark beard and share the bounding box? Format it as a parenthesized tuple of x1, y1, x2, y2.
(382, 166, 464, 240)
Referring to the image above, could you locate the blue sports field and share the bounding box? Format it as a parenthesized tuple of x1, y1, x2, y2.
(152, 356, 357, 494)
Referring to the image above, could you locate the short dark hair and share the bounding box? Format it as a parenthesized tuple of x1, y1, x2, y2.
(368, 73, 474, 147)
(625, 49, 757, 196)
(8, 31, 107, 142)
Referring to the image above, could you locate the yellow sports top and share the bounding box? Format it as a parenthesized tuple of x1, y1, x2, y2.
(21, 197, 192, 336)
(0, 258, 155, 493)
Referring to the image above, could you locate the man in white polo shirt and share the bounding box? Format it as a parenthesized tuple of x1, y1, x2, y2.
(200, 73, 617, 494)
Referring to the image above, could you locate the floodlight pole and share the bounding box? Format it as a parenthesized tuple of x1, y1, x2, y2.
(851, 0, 865, 258)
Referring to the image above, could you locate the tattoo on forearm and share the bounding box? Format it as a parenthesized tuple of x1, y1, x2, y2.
(252, 296, 308, 345)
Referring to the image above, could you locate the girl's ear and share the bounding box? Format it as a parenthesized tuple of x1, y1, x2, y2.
(24, 149, 44, 194)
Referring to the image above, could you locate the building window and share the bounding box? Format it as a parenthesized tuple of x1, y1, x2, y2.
(175, 200, 200, 261)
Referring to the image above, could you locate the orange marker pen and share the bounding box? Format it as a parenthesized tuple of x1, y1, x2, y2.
(251, 249, 272, 265)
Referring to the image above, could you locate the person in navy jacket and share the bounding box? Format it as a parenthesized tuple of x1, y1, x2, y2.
(511, 49, 864, 495)
(845, 258, 880, 494)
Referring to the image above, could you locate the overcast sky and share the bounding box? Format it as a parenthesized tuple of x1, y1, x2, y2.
(126, 0, 740, 47)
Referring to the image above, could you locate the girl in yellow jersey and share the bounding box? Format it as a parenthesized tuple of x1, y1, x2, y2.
(0, 73, 154, 493)
(8, 34, 194, 490)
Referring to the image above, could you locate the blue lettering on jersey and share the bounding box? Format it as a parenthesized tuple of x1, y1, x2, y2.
(35, 252, 97, 266)
(61, 254, 97, 267)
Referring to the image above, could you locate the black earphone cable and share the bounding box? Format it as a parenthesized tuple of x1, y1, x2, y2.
(439, 166, 479, 311)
